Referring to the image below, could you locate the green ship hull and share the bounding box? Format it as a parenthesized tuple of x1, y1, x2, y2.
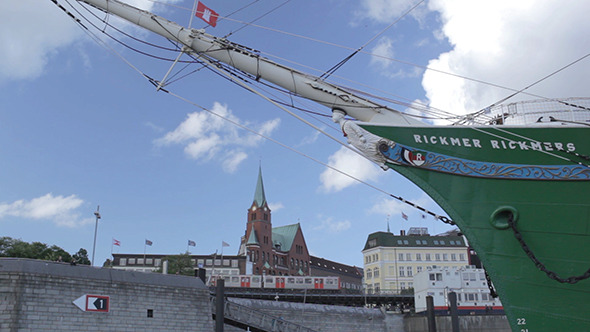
(361, 124, 590, 331)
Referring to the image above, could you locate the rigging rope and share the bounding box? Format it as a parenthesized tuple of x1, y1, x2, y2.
(320, 0, 425, 80)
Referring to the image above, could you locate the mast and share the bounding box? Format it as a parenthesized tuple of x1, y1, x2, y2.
(77, 0, 422, 126)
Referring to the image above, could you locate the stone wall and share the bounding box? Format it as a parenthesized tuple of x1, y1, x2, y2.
(404, 314, 511, 332)
(226, 298, 405, 332)
(0, 258, 214, 331)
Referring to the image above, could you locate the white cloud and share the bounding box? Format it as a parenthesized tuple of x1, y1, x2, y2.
(356, 0, 427, 24)
(155, 102, 280, 172)
(319, 146, 382, 192)
(313, 216, 351, 234)
(0, 0, 181, 83)
(370, 37, 395, 69)
(423, 0, 590, 117)
(0, 193, 93, 228)
(269, 202, 284, 212)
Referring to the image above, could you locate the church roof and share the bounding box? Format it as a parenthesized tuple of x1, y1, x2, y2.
(246, 229, 259, 245)
(253, 166, 267, 207)
(272, 223, 300, 252)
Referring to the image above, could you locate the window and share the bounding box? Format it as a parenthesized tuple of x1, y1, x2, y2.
(443, 254, 448, 261)
(482, 293, 489, 301)
(416, 253, 422, 261)
(417, 266, 423, 273)
(399, 266, 405, 277)
(155, 259, 161, 267)
(406, 253, 412, 261)
(137, 258, 144, 265)
(374, 267, 380, 278)
(129, 258, 136, 265)
(398, 253, 404, 261)
(406, 266, 413, 277)
(403, 240, 409, 245)
(120, 258, 127, 266)
(374, 283, 380, 293)
(425, 254, 431, 261)
(440, 240, 446, 245)
(400, 282, 406, 290)
(451, 254, 456, 261)
(436, 273, 443, 281)
(435, 254, 441, 261)
(433, 240, 439, 245)
(366, 270, 372, 279)
(460, 253, 466, 261)
(146, 258, 153, 265)
(397, 240, 403, 245)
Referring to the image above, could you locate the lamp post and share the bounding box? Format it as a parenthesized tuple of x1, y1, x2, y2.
(92, 205, 101, 266)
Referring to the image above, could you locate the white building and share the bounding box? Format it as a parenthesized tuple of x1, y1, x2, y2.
(413, 266, 502, 312)
(362, 228, 469, 294)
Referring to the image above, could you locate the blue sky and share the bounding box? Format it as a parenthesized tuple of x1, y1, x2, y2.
(1, 0, 589, 267)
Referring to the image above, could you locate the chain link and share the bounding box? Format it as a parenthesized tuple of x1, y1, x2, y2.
(484, 268, 499, 298)
(507, 213, 590, 284)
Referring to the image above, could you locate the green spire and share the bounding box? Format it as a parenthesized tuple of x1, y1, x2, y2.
(253, 166, 267, 207)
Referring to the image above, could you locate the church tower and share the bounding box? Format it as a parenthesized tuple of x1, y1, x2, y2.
(244, 166, 273, 274)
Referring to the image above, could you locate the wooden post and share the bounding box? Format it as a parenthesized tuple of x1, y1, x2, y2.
(449, 291, 460, 332)
(426, 295, 437, 332)
(215, 278, 225, 332)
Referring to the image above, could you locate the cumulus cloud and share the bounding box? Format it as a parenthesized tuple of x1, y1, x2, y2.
(0, 0, 180, 82)
(155, 102, 280, 173)
(0, 193, 93, 228)
(424, 0, 590, 117)
(313, 216, 352, 234)
(319, 146, 382, 193)
(358, 0, 590, 120)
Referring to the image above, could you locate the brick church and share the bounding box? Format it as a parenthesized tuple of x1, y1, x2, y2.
(238, 167, 310, 276)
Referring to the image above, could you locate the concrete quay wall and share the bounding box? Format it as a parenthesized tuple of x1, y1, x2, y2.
(0, 258, 213, 331)
(225, 298, 404, 332)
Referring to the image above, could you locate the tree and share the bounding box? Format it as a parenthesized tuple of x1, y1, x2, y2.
(0, 237, 86, 264)
(156, 252, 195, 276)
(72, 248, 91, 265)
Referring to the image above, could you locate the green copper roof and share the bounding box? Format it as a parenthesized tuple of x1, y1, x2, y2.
(246, 229, 259, 245)
(272, 223, 300, 252)
(253, 166, 267, 207)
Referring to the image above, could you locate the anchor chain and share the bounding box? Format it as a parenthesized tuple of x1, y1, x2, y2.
(484, 268, 498, 298)
(507, 214, 590, 284)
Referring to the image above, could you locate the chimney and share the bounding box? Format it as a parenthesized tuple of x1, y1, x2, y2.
(400, 230, 406, 236)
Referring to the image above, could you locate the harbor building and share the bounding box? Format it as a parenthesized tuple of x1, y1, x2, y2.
(413, 265, 502, 313)
(109, 166, 363, 289)
(362, 227, 469, 294)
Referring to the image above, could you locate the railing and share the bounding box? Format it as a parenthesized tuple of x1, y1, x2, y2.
(211, 297, 319, 332)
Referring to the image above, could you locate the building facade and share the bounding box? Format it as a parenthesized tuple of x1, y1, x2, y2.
(362, 227, 469, 294)
(110, 253, 246, 278)
(238, 167, 311, 276)
(310, 256, 364, 291)
(413, 265, 502, 312)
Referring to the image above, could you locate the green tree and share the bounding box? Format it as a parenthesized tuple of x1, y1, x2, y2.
(0, 237, 86, 264)
(156, 252, 195, 276)
(72, 248, 91, 265)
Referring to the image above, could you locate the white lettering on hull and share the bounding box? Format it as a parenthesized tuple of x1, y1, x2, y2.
(412, 134, 576, 152)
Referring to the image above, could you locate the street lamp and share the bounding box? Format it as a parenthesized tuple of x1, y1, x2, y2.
(92, 205, 101, 266)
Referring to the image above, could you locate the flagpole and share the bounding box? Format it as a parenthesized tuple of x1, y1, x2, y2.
(143, 240, 146, 267)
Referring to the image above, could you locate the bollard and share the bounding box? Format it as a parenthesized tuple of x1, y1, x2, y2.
(196, 268, 206, 284)
(216, 278, 225, 332)
(449, 292, 460, 332)
(426, 295, 437, 332)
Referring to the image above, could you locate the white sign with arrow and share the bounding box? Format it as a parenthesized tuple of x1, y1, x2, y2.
(73, 294, 110, 312)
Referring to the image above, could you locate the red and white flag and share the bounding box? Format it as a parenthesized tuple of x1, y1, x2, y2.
(113, 238, 121, 246)
(402, 212, 408, 221)
(195, 1, 219, 27)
